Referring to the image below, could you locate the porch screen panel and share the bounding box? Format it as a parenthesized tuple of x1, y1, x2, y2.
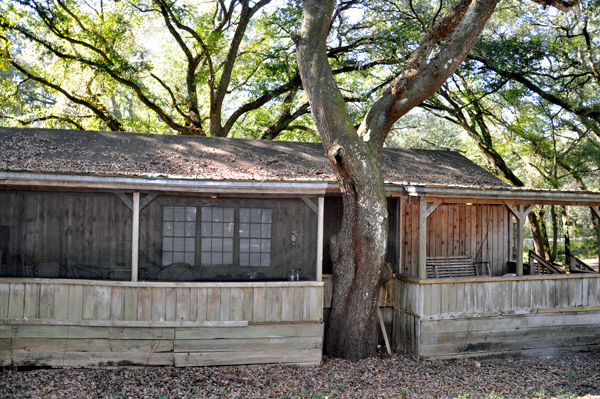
(162, 206, 196, 266)
(239, 208, 272, 267)
(200, 207, 235, 266)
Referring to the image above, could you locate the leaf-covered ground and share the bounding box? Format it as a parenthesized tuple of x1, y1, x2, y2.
(1, 352, 599, 398)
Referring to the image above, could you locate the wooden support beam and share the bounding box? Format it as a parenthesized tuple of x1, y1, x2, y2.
(418, 197, 428, 279)
(114, 191, 133, 211)
(140, 193, 159, 211)
(131, 192, 140, 282)
(505, 202, 535, 277)
(426, 201, 442, 218)
(397, 197, 402, 274)
(316, 197, 324, 282)
(301, 197, 318, 214)
(593, 207, 600, 268)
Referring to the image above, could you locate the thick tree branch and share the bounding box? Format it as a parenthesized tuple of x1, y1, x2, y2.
(469, 54, 600, 124)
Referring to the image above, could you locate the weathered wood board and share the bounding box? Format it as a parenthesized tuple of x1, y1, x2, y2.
(402, 200, 511, 277)
(1, 322, 323, 367)
(0, 279, 323, 323)
(395, 275, 600, 360)
(0, 279, 324, 367)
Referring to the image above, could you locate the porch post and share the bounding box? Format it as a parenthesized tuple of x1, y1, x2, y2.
(316, 197, 324, 282)
(591, 206, 600, 268)
(505, 202, 535, 277)
(517, 216, 524, 276)
(419, 197, 427, 279)
(131, 192, 140, 282)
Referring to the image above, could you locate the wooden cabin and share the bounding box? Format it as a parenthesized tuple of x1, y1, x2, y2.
(0, 127, 599, 366)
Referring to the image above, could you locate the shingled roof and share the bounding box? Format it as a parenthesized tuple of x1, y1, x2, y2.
(0, 127, 508, 188)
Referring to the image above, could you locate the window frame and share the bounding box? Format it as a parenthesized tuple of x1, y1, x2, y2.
(161, 205, 274, 268)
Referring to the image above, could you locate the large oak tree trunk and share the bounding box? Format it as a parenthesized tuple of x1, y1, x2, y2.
(325, 150, 392, 360)
(294, 0, 575, 360)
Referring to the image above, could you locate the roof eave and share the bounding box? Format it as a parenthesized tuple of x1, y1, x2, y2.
(0, 171, 329, 195)
(404, 185, 600, 206)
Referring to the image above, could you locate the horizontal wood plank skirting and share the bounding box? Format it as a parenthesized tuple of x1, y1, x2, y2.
(0, 278, 325, 288)
(0, 322, 324, 367)
(395, 273, 600, 284)
(0, 277, 325, 367)
(394, 274, 600, 360)
(537, 306, 600, 314)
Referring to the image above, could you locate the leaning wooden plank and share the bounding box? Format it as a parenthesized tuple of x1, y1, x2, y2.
(174, 336, 322, 353)
(8, 283, 25, 319)
(175, 348, 322, 367)
(11, 351, 175, 367)
(175, 322, 324, 340)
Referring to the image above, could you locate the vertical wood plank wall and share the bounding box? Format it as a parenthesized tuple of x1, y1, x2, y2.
(395, 275, 600, 360)
(0, 279, 324, 367)
(400, 198, 511, 277)
(0, 190, 132, 272)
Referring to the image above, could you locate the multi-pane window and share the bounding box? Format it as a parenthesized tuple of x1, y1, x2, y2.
(200, 207, 235, 266)
(162, 206, 196, 266)
(239, 208, 272, 267)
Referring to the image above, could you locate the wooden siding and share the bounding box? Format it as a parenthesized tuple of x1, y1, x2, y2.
(0, 189, 319, 281)
(394, 275, 600, 360)
(0, 279, 323, 323)
(400, 198, 511, 277)
(0, 190, 132, 274)
(0, 279, 324, 367)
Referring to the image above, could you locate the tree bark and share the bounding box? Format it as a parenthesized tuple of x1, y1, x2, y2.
(296, 0, 500, 360)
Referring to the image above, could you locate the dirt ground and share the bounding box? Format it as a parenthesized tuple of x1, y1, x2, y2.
(1, 351, 599, 398)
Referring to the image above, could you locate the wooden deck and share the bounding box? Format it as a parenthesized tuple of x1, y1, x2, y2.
(0, 279, 324, 367)
(395, 274, 600, 360)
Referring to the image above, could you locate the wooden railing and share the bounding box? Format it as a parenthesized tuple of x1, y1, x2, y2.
(528, 250, 564, 275)
(568, 254, 598, 273)
(0, 278, 323, 324)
